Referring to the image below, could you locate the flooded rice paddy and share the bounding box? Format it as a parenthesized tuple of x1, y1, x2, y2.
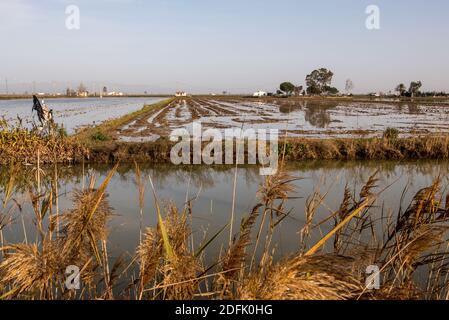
(0, 97, 166, 134)
(116, 98, 449, 141)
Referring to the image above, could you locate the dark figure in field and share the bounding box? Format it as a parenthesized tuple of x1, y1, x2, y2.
(32, 95, 54, 133)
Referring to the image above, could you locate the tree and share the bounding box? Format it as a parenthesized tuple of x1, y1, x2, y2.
(408, 81, 422, 97)
(345, 79, 354, 94)
(66, 88, 76, 96)
(324, 86, 339, 95)
(279, 82, 295, 96)
(306, 85, 322, 95)
(78, 82, 87, 94)
(294, 85, 303, 96)
(306, 68, 334, 95)
(103, 86, 108, 94)
(395, 83, 407, 96)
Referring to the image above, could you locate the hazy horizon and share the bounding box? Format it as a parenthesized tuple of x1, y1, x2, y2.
(1, 0, 449, 94)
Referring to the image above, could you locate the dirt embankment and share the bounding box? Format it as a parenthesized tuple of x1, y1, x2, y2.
(83, 135, 449, 164)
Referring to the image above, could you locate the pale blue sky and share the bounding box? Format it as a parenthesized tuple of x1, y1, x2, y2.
(1, 0, 448, 94)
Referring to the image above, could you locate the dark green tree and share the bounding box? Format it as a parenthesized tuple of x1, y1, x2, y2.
(280, 82, 295, 95)
(323, 86, 339, 95)
(408, 81, 422, 97)
(305, 68, 334, 95)
(395, 83, 407, 96)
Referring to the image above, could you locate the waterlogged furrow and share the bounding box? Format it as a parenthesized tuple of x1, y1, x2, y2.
(115, 97, 449, 142)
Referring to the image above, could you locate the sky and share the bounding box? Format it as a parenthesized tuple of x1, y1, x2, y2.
(1, 0, 449, 94)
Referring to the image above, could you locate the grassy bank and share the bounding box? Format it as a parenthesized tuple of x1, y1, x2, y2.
(282, 135, 449, 160)
(2, 128, 449, 165)
(0, 126, 88, 165)
(83, 135, 449, 164)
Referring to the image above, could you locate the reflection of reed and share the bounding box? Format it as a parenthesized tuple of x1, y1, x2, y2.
(1, 161, 448, 198)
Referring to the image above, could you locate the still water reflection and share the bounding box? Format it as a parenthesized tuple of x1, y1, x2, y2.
(1, 161, 448, 261)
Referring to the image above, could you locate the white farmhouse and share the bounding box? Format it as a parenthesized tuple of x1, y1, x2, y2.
(253, 91, 267, 97)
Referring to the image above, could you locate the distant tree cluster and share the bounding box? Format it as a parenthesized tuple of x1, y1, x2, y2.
(66, 88, 77, 97)
(277, 67, 343, 97)
(66, 82, 89, 97)
(419, 91, 449, 97)
(275, 69, 447, 98)
(305, 68, 338, 95)
(395, 81, 423, 97)
(279, 82, 295, 95)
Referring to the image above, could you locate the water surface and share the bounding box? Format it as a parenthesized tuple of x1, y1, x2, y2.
(0, 97, 166, 134)
(117, 98, 449, 141)
(1, 161, 448, 262)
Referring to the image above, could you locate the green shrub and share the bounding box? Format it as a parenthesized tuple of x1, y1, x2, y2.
(383, 128, 399, 141)
(57, 127, 68, 139)
(91, 131, 109, 142)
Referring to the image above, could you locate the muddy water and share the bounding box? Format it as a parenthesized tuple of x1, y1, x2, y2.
(1, 161, 448, 262)
(117, 98, 449, 140)
(0, 97, 166, 134)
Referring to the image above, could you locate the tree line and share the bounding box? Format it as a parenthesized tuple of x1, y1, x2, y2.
(276, 68, 446, 97)
(277, 68, 347, 97)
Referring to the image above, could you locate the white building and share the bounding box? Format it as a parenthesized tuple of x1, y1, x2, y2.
(107, 91, 124, 96)
(253, 91, 268, 97)
(175, 91, 188, 97)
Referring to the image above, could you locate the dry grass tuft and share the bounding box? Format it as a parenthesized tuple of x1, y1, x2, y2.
(221, 204, 262, 283)
(60, 185, 112, 265)
(138, 204, 201, 300)
(239, 254, 364, 300)
(0, 240, 62, 299)
(0, 123, 88, 165)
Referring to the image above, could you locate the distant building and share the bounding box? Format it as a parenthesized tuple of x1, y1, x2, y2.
(175, 91, 188, 97)
(253, 91, 268, 97)
(77, 82, 89, 97)
(107, 91, 124, 96)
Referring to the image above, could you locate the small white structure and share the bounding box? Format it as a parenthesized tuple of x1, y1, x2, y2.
(175, 91, 188, 97)
(253, 91, 267, 97)
(107, 91, 124, 96)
